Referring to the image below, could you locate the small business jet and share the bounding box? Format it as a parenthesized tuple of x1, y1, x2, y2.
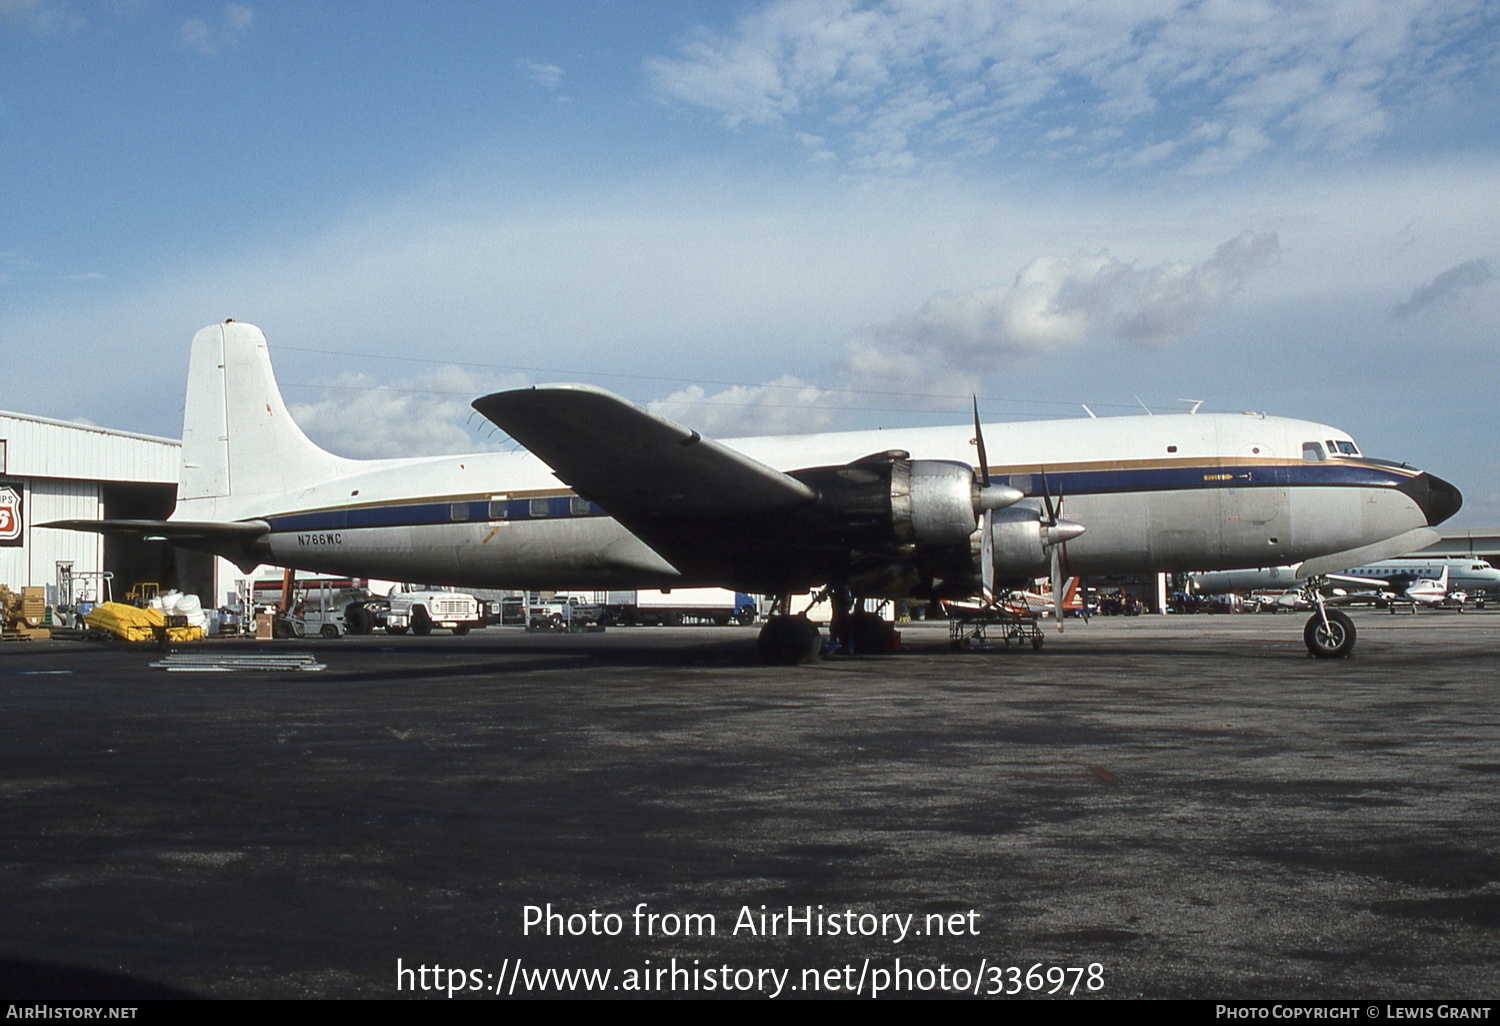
(47, 321, 1462, 661)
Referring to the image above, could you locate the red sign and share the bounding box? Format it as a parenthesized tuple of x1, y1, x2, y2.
(0, 485, 21, 546)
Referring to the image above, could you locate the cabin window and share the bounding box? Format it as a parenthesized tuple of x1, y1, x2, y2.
(488, 498, 509, 520)
(1166, 445, 1178, 453)
(1302, 442, 1325, 461)
(529, 498, 550, 518)
(570, 496, 591, 516)
(449, 502, 470, 522)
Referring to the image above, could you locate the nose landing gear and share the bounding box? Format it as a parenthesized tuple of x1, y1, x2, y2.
(1303, 581, 1356, 658)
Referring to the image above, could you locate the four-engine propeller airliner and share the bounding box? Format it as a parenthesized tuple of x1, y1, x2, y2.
(46, 321, 1462, 661)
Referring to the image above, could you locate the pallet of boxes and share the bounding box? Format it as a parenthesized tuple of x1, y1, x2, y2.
(1, 585, 50, 641)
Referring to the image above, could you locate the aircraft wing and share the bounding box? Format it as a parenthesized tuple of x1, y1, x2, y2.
(471, 385, 817, 519)
(41, 519, 270, 541)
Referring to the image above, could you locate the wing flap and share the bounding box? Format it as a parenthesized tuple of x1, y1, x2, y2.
(472, 385, 816, 519)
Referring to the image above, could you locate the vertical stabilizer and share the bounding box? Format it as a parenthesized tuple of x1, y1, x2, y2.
(178, 322, 350, 504)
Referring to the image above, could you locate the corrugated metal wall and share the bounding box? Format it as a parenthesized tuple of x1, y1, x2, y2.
(0, 478, 103, 594)
(0, 413, 177, 595)
(0, 413, 179, 485)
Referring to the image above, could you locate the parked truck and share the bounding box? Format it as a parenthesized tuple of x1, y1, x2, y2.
(525, 594, 606, 632)
(603, 589, 758, 626)
(383, 587, 484, 636)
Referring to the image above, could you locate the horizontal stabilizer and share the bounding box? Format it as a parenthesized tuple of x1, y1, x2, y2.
(472, 385, 817, 520)
(1297, 527, 1440, 579)
(42, 519, 270, 541)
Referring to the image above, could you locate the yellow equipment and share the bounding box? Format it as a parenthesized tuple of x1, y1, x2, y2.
(83, 602, 205, 643)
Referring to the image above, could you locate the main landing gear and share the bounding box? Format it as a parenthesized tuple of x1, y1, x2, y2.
(756, 589, 903, 664)
(756, 614, 823, 665)
(1303, 581, 1356, 658)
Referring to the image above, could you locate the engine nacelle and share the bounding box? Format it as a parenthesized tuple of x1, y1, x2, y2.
(895, 459, 985, 547)
(984, 506, 1088, 578)
(988, 506, 1049, 574)
(778, 452, 1026, 594)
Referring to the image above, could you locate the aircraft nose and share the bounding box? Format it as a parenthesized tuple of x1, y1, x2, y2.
(1398, 472, 1463, 526)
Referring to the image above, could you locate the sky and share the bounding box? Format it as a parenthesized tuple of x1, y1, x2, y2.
(2, 0, 1497, 524)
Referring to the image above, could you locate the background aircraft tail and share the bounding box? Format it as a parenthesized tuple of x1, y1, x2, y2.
(179, 321, 351, 506)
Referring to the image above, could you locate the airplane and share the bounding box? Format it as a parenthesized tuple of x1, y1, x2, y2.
(44, 321, 1463, 662)
(1191, 556, 1499, 600)
(999, 576, 1087, 622)
(1325, 564, 1467, 612)
(936, 576, 1085, 629)
(1340, 557, 1497, 598)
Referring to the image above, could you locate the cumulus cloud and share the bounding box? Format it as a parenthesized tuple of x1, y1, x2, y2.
(0, 0, 83, 34)
(179, 4, 253, 57)
(648, 0, 1496, 174)
(1392, 257, 1495, 319)
(840, 231, 1279, 395)
(519, 59, 565, 90)
(647, 376, 839, 437)
(286, 364, 528, 459)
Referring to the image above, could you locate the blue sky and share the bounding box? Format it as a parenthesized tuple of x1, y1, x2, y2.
(3, 1, 1498, 524)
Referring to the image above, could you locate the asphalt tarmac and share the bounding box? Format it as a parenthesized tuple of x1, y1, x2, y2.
(2, 610, 1498, 1000)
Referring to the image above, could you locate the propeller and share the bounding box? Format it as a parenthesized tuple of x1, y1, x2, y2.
(1039, 473, 1085, 631)
(971, 399, 1080, 617)
(973, 398, 996, 601)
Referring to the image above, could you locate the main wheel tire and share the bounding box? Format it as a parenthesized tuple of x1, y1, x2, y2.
(1304, 609, 1356, 658)
(756, 615, 822, 664)
(452, 624, 470, 635)
(411, 607, 433, 636)
(345, 604, 373, 635)
(848, 611, 896, 655)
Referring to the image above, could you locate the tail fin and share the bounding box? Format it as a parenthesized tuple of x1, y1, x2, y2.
(1062, 576, 1080, 609)
(179, 321, 350, 504)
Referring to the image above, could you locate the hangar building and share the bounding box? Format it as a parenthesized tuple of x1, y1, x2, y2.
(0, 411, 212, 606)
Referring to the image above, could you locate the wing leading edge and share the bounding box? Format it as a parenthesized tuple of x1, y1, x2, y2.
(42, 519, 271, 541)
(471, 384, 817, 520)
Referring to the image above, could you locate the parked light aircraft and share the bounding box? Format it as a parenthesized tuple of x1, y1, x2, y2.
(1002, 577, 1086, 622)
(46, 322, 1463, 661)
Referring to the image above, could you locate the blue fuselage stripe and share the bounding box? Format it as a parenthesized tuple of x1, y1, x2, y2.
(263, 462, 1409, 534)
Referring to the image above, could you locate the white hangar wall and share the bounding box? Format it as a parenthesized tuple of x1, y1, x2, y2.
(0, 411, 180, 598)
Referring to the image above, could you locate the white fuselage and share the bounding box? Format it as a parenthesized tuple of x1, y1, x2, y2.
(179, 411, 1440, 593)
(1194, 556, 1497, 597)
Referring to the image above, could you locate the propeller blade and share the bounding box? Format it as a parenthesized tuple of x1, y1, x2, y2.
(1039, 471, 1058, 524)
(972, 396, 991, 489)
(981, 509, 994, 600)
(1051, 544, 1065, 633)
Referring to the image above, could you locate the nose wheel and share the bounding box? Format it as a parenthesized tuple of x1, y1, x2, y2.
(1304, 608, 1356, 658)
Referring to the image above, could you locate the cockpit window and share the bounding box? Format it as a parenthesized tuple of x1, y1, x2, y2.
(1302, 441, 1325, 461)
(1335, 440, 1359, 456)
